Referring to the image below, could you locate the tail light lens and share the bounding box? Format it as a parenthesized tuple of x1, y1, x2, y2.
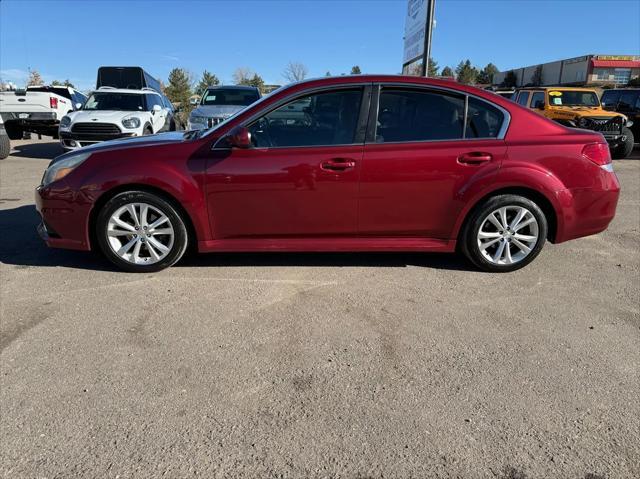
(49, 96, 58, 109)
(582, 143, 611, 166)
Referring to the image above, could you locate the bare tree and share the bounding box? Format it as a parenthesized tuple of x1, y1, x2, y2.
(27, 69, 44, 86)
(232, 67, 253, 85)
(282, 61, 308, 83)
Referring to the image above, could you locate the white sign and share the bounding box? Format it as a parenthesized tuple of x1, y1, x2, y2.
(403, 0, 428, 64)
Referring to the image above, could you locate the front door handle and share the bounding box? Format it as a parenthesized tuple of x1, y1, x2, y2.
(457, 152, 493, 165)
(320, 158, 356, 172)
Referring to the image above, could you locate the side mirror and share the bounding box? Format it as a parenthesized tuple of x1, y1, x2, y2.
(190, 98, 198, 106)
(75, 102, 82, 110)
(152, 104, 162, 113)
(227, 126, 251, 149)
(535, 101, 545, 110)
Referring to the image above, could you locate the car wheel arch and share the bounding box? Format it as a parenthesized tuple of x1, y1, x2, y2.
(88, 183, 198, 252)
(454, 185, 559, 245)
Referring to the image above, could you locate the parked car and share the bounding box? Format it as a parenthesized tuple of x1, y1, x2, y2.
(601, 88, 640, 141)
(0, 116, 10, 159)
(58, 87, 176, 150)
(513, 87, 634, 158)
(0, 85, 86, 140)
(36, 75, 620, 273)
(187, 86, 260, 130)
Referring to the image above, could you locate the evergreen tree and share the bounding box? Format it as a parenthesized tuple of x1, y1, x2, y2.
(427, 57, 439, 77)
(477, 63, 499, 84)
(195, 70, 220, 96)
(455, 60, 478, 84)
(440, 66, 454, 77)
(350, 65, 362, 75)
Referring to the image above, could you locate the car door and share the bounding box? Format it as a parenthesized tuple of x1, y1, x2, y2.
(204, 86, 369, 239)
(147, 94, 166, 132)
(358, 85, 507, 239)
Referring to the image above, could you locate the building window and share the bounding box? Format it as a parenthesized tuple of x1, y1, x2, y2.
(614, 69, 631, 85)
(595, 69, 610, 80)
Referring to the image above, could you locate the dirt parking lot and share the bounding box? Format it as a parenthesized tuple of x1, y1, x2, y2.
(1, 139, 638, 478)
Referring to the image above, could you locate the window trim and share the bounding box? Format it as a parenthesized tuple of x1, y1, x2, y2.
(516, 91, 530, 107)
(213, 83, 372, 150)
(366, 83, 511, 145)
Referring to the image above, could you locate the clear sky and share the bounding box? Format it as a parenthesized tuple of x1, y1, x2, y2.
(1, 0, 639, 91)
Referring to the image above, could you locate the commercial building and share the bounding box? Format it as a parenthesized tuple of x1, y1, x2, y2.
(493, 54, 640, 87)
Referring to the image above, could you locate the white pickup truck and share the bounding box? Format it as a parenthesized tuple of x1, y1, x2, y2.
(0, 86, 87, 139)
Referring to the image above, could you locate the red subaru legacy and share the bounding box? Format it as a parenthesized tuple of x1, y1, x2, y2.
(35, 75, 620, 273)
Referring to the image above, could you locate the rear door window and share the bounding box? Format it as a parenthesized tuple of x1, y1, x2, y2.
(530, 92, 545, 109)
(465, 97, 505, 139)
(375, 88, 464, 143)
(516, 91, 530, 106)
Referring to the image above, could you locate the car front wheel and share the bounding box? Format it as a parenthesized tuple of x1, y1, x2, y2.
(461, 195, 548, 272)
(612, 126, 634, 159)
(96, 191, 188, 272)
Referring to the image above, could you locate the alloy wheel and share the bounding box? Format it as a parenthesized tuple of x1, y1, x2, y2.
(477, 206, 539, 265)
(106, 202, 174, 265)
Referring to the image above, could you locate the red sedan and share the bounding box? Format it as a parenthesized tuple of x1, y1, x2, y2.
(35, 75, 620, 272)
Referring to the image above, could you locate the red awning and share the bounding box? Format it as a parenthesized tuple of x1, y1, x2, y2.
(592, 60, 640, 68)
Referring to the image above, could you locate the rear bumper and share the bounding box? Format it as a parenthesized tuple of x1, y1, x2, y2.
(35, 184, 92, 251)
(2, 113, 59, 133)
(554, 171, 621, 243)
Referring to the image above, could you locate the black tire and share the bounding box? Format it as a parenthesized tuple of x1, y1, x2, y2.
(612, 127, 634, 159)
(96, 191, 189, 273)
(0, 133, 10, 159)
(460, 194, 548, 273)
(4, 122, 23, 140)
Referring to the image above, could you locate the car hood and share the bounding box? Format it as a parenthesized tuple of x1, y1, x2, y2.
(191, 105, 246, 118)
(51, 131, 190, 164)
(68, 110, 146, 123)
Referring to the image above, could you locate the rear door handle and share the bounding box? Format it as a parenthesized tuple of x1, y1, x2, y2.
(320, 158, 356, 171)
(457, 152, 493, 165)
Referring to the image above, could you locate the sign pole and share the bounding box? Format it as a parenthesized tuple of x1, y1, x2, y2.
(420, 0, 436, 77)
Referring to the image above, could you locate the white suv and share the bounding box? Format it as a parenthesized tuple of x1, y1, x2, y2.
(59, 87, 175, 150)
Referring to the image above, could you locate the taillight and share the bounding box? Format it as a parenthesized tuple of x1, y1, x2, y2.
(50, 96, 58, 109)
(582, 143, 611, 166)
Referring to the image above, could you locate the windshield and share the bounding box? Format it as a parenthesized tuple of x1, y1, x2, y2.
(548, 91, 599, 107)
(201, 88, 259, 106)
(83, 92, 146, 111)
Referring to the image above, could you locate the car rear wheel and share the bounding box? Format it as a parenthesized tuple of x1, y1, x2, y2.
(612, 127, 634, 159)
(96, 191, 188, 272)
(461, 195, 548, 273)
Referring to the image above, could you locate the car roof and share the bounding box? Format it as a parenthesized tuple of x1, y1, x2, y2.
(93, 87, 159, 95)
(516, 87, 598, 92)
(206, 85, 259, 91)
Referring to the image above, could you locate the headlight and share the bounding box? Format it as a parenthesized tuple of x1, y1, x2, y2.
(60, 116, 71, 129)
(42, 153, 91, 186)
(122, 116, 141, 129)
(190, 116, 206, 125)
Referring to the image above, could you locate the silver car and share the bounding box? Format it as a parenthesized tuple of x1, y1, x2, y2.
(188, 86, 260, 130)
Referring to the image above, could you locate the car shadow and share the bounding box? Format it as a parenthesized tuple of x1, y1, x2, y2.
(0, 204, 474, 272)
(0, 204, 111, 271)
(9, 141, 64, 160)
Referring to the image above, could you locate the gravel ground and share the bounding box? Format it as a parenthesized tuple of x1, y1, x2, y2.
(1, 139, 638, 478)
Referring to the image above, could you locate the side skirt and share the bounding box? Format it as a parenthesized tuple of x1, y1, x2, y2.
(198, 237, 457, 253)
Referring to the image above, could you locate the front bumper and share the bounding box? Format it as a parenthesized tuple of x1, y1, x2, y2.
(35, 184, 92, 251)
(59, 130, 136, 150)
